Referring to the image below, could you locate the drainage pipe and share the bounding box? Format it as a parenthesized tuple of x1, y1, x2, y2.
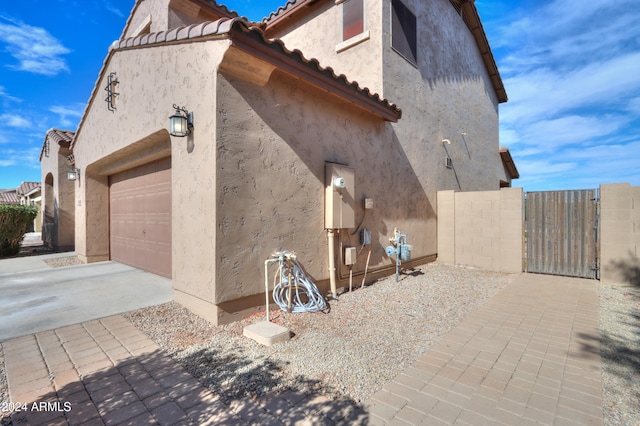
(327, 229, 338, 298)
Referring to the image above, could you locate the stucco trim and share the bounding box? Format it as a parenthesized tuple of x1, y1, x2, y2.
(335, 30, 370, 53)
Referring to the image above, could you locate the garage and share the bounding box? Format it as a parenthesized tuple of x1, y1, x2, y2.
(109, 157, 172, 278)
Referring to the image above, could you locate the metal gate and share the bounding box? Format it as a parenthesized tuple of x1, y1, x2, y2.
(525, 189, 599, 279)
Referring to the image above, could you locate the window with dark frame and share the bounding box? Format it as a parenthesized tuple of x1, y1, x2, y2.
(391, 0, 417, 65)
(343, 0, 364, 41)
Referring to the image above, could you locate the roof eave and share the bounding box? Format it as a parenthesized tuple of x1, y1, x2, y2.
(460, 0, 507, 103)
(500, 146, 519, 179)
(227, 23, 401, 122)
(263, 0, 327, 35)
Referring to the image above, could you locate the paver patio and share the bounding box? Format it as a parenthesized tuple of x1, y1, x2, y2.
(2, 273, 603, 425)
(366, 273, 603, 425)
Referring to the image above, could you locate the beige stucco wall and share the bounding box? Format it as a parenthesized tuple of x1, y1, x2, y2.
(122, 0, 231, 39)
(600, 183, 640, 285)
(437, 188, 523, 273)
(72, 40, 228, 267)
(212, 68, 436, 313)
(122, 0, 171, 38)
(382, 0, 503, 193)
(269, 0, 384, 94)
(71, 0, 507, 325)
(272, 0, 505, 263)
(274, 0, 503, 192)
(40, 142, 75, 250)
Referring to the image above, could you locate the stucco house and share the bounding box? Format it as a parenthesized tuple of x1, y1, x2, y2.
(48, 0, 517, 325)
(40, 129, 76, 250)
(0, 189, 19, 205)
(0, 182, 42, 232)
(17, 182, 42, 232)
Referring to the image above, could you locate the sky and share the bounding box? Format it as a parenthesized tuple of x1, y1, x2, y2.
(0, 0, 638, 191)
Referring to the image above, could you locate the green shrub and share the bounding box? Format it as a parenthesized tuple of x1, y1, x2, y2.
(0, 204, 38, 257)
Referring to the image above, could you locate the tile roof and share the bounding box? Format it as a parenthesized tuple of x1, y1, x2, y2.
(262, 0, 300, 23)
(120, 18, 400, 119)
(40, 128, 75, 161)
(17, 182, 41, 196)
(0, 190, 19, 205)
(47, 128, 74, 145)
(73, 17, 400, 150)
(201, 0, 239, 18)
(118, 0, 242, 40)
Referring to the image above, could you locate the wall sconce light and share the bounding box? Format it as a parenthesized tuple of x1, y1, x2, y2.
(67, 167, 80, 182)
(169, 104, 193, 137)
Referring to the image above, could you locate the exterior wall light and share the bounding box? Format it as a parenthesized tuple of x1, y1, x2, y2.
(67, 167, 80, 182)
(169, 104, 193, 137)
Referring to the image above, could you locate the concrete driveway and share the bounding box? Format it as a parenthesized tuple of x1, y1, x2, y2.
(0, 254, 173, 341)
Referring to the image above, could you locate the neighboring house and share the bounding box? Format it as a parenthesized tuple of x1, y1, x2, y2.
(40, 129, 76, 251)
(49, 0, 517, 325)
(0, 189, 19, 205)
(0, 183, 42, 232)
(17, 182, 42, 232)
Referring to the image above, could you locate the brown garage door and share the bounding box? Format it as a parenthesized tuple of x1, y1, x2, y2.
(109, 157, 171, 278)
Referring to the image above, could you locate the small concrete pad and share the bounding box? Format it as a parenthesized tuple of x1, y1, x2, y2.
(243, 321, 291, 346)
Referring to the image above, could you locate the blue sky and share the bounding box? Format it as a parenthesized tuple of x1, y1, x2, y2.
(0, 0, 638, 191)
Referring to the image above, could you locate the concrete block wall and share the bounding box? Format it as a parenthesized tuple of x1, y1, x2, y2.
(437, 188, 523, 273)
(436, 191, 455, 264)
(600, 183, 640, 285)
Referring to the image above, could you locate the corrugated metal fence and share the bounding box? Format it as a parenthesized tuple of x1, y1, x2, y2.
(525, 189, 599, 279)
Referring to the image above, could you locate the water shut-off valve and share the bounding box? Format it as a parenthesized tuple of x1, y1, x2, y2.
(385, 228, 412, 282)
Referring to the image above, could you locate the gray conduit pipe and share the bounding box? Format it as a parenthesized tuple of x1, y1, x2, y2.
(327, 229, 338, 298)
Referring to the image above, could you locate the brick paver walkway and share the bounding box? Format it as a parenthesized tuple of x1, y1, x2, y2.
(366, 273, 603, 425)
(3, 317, 363, 425)
(3, 273, 603, 425)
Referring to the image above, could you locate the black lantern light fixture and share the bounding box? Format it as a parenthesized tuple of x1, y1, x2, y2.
(67, 167, 80, 182)
(169, 104, 193, 137)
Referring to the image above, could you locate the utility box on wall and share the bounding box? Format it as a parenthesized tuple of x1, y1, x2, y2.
(325, 162, 355, 229)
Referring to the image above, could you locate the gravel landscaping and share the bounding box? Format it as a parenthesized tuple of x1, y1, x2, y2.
(1, 261, 638, 425)
(0, 345, 7, 426)
(599, 281, 640, 425)
(125, 263, 515, 405)
(42, 255, 83, 268)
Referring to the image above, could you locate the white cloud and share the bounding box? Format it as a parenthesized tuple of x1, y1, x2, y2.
(102, 1, 126, 18)
(486, 0, 640, 190)
(49, 104, 84, 128)
(0, 147, 41, 169)
(504, 114, 629, 152)
(0, 15, 70, 76)
(0, 86, 22, 103)
(0, 113, 32, 128)
(501, 52, 640, 125)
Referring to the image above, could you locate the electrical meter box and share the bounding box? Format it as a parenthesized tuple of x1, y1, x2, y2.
(325, 163, 355, 229)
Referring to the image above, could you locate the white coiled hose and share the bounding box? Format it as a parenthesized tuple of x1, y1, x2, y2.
(272, 254, 327, 313)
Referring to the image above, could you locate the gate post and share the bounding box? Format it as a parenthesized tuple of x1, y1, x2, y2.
(600, 183, 640, 285)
